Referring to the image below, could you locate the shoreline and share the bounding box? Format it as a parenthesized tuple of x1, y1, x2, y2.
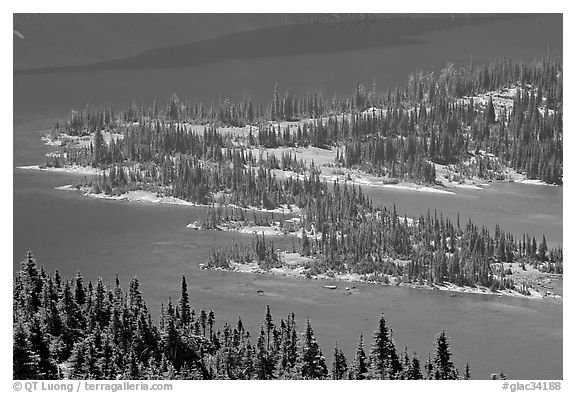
(202, 252, 561, 301)
(33, 130, 560, 197)
(54, 183, 305, 216)
(17, 164, 107, 176)
(27, 161, 477, 213)
(50, 179, 562, 302)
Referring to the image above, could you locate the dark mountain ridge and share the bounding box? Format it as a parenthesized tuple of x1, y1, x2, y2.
(14, 14, 519, 74)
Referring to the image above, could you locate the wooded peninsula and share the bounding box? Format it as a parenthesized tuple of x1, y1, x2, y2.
(24, 57, 562, 298)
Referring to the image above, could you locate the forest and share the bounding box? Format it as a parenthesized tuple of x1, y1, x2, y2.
(15, 57, 562, 381)
(201, 188, 561, 294)
(50, 57, 562, 185)
(14, 251, 475, 380)
(40, 57, 563, 295)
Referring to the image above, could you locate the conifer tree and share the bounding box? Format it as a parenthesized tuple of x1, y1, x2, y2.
(28, 315, 57, 379)
(208, 311, 215, 338)
(301, 319, 327, 379)
(179, 276, 191, 325)
(330, 342, 348, 380)
(350, 334, 368, 380)
(433, 330, 458, 380)
(424, 353, 434, 379)
(12, 250, 481, 380)
(464, 363, 471, 380)
(200, 310, 207, 337)
(410, 351, 423, 380)
(13, 323, 38, 379)
(255, 326, 274, 379)
(92, 128, 106, 167)
(539, 235, 548, 261)
(399, 347, 411, 380)
(370, 314, 398, 379)
(485, 95, 496, 124)
(75, 272, 86, 307)
(264, 305, 274, 350)
(21, 250, 41, 312)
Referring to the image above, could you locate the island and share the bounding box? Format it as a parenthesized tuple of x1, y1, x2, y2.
(20, 58, 563, 300)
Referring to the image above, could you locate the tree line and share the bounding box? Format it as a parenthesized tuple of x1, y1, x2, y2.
(49, 113, 562, 292)
(51, 57, 562, 185)
(14, 251, 471, 380)
(43, 57, 562, 294)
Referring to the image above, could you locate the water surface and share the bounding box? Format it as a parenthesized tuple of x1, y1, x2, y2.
(13, 15, 562, 379)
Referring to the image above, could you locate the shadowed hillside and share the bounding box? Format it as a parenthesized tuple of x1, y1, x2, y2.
(14, 14, 518, 73)
(13, 14, 291, 71)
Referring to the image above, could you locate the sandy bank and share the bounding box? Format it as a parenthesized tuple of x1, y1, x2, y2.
(17, 164, 106, 176)
(203, 252, 560, 301)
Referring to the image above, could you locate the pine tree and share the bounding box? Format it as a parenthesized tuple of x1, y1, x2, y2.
(255, 326, 274, 379)
(464, 363, 471, 380)
(28, 315, 57, 379)
(200, 309, 207, 337)
(92, 128, 106, 167)
(179, 276, 191, 325)
(350, 334, 368, 380)
(127, 349, 140, 379)
(433, 330, 458, 380)
(167, 94, 180, 122)
(69, 340, 87, 378)
(208, 310, 215, 338)
(13, 248, 480, 380)
(21, 250, 41, 312)
(75, 271, 86, 306)
(264, 305, 274, 350)
(370, 314, 398, 379)
(410, 351, 423, 380)
(330, 342, 348, 380)
(128, 277, 143, 312)
(485, 95, 496, 124)
(13, 323, 38, 379)
(399, 347, 411, 380)
(424, 353, 434, 379)
(301, 319, 327, 379)
(538, 235, 548, 261)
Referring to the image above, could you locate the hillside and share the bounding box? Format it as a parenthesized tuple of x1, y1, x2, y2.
(13, 14, 515, 73)
(13, 14, 291, 71)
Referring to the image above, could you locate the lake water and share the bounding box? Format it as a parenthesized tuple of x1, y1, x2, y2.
(13, 15, 562, 379)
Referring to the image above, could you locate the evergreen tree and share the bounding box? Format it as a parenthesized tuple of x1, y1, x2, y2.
(464, 363, 471, 380)
(255, 326, 274, 379)
(179, 276, 191, 325)
(92, 128, 106, 167)
(12, 251, 480, 380)
(13, 323, 38, 379)
(264, 305, 274, 350)
(330, 342, 348, 380)
(410, 351, 423, 380)
(301, 319, 327, 379)
(370, 314, 399, 379)
(433, 330, 458, 380)
(485, 95, 496, 124)
(538, 235, 548, 260)
(74, 272, 86, 306)
(424, 354, 434, 379)
(28, 315, 57, 379)
(350, 334, 368, 380)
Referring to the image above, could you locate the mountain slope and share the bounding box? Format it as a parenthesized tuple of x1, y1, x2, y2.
(15, 14, 515, 74)
(13, 14, 292, 71)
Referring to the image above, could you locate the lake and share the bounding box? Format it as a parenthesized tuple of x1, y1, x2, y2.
(13, 15, 562, 379)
